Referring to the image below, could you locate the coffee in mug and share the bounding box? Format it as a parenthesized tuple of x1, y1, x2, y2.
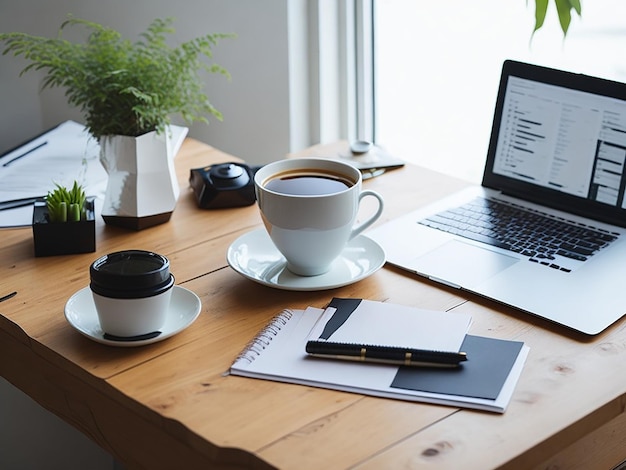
(263, 169, 353, 196)
(255, 158, 384, 276)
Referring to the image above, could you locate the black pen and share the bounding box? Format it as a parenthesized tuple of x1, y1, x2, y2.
(0, 291, 17, 303)
(0, 196, 45, 211)
(2, 141, 48, 167)
(305, 341, 467, 368)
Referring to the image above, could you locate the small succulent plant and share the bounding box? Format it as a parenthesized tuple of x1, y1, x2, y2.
(45, 181, 86, 222)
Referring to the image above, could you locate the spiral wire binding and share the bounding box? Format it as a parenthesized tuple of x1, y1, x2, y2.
(234, 309, 294, 364)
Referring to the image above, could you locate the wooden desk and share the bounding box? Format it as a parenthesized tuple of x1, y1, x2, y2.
(1, 139, 625, 470)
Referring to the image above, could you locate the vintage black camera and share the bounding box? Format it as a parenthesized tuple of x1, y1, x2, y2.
(189, 162, 259, 209)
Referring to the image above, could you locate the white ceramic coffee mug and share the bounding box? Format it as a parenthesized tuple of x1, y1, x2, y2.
(254, 158, 384, 276)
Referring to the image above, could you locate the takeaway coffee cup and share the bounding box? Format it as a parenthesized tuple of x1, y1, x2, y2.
(254, 158, 384, 276)
(90, 250, 175, 337)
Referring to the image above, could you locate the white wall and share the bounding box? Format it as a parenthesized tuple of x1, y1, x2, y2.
(0, 1, 296, 467)
(0, 0, 293, 166)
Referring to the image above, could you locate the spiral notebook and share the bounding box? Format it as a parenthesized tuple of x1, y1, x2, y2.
(229, 300, 529, 413)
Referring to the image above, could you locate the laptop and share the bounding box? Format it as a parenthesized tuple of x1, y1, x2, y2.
(368, 60, 626, 335)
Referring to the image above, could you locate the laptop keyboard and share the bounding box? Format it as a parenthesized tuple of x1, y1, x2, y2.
(419, 197, 619, 272)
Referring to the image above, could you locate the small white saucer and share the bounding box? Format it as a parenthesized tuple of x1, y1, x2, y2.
(64, 285, 201, 347)
(227, 228, 386, 291)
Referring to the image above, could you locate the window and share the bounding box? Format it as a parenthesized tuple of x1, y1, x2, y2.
(373, 0, 626, 182)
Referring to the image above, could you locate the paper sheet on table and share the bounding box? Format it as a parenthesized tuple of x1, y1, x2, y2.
(231, 306, 528, 413)
(0, 121, 188, 228)
(0, 121, 105, 228)
(308, 298, 472, 352)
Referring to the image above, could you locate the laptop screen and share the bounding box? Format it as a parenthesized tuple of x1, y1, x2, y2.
(483, 60, 626, 227)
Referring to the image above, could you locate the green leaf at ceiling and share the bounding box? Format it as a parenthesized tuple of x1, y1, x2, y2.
(532, 0, 582, 37)
(533, 0, 549, 33)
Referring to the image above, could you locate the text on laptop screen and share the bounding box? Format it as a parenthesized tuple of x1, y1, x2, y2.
(493, 76, 626, 210)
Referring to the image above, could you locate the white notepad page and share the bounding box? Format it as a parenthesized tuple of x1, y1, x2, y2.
(308, 299, 472, 351)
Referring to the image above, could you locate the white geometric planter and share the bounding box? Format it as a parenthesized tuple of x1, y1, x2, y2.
(99, 129, 180, 230)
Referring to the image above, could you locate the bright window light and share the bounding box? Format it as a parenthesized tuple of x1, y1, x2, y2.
(374, 0, 626, 182)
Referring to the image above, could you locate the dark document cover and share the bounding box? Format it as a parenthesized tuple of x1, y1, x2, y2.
(392, 335, 524, 400)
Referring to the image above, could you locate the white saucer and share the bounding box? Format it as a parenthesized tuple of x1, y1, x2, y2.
(64, 285, 201, 347)
(227, 228, 386, 291)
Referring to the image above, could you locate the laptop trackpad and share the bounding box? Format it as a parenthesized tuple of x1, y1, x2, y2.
(412, 240, 519, 289)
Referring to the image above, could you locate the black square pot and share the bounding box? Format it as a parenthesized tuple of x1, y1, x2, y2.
(32, 197, 96, 257)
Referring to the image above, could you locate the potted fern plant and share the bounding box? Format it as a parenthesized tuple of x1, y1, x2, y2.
(0, 16, 232, 230)
(33, 181, 96, 256)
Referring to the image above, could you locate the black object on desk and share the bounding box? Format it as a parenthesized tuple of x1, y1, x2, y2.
(0, 196, 45, 211)
(306, 340, 467, 368)
(189, 162, 258, 209)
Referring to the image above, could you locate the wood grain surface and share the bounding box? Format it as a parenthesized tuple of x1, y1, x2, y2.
(1, 139, 625, 469)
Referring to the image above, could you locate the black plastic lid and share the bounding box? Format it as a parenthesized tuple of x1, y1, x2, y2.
(90, 250, 174, 299)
